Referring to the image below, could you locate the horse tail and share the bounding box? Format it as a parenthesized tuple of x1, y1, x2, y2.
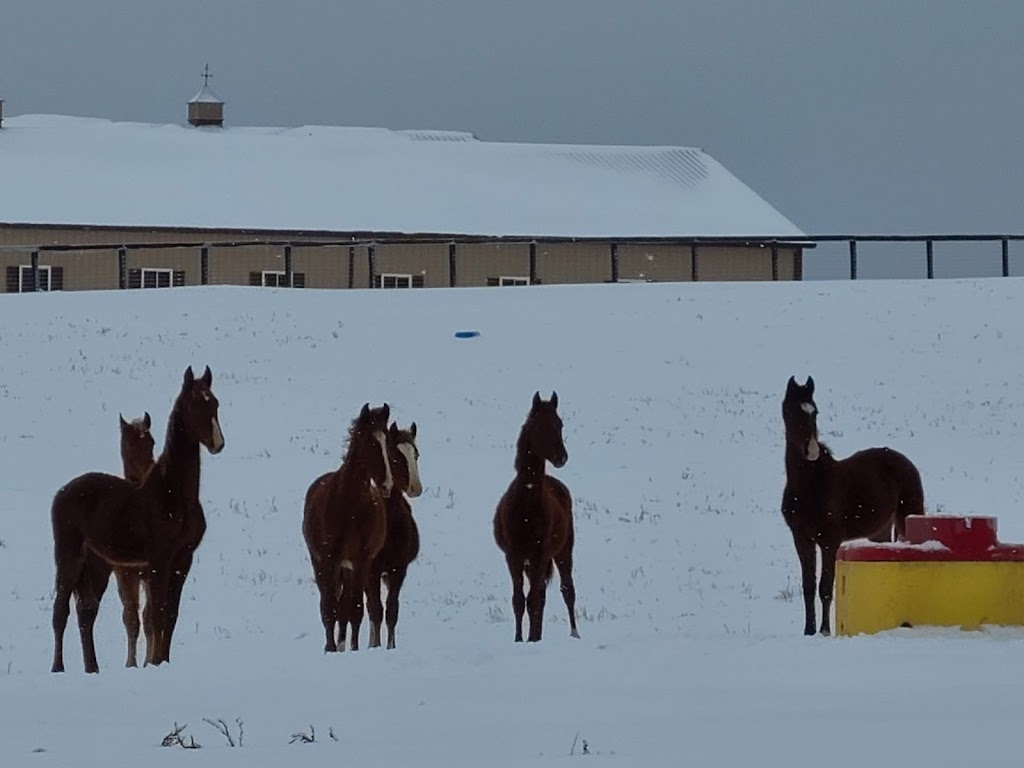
(890, 450, 925, 539)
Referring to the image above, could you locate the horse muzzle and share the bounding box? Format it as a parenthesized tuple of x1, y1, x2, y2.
(552, 453, 568, 469)
(806, 438, 820, 462)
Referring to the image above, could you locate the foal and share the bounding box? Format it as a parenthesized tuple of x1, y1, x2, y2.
(366, 421, 423, 649)
(115, 412, 156, 668)
(51, 366, 224, 673)
(303, 403, 393, 653)
(494, 391, 580, 642)
(781, 376, 925, 636)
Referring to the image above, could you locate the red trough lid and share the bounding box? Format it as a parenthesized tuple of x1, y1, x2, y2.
(837, 515, 1024, 562)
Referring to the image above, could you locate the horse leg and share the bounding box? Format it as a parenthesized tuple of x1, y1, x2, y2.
(365, 562, 384, 649)
(818, 540, 839, 636)
(345, 562, 368, 652)
(115, 569, 142, 668)
(75, 566, 110, 674)
(311, 558, 340, 652)
(384, 566, 408, 650)
(792, 533, 817, 636)
(142, 577, 156, 666)
(160, 548, 196, 665)
(145, 564, 173, 667)
(504, 553, 526, 642)
(51, 531, 86, 673)
(554, 551, 580, 639)
(525, 558, 552, 643)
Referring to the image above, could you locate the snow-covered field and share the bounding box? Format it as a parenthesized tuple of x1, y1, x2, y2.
(2, 278, 1024, 766)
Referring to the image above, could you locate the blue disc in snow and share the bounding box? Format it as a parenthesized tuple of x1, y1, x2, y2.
(454, 330, 480, 339)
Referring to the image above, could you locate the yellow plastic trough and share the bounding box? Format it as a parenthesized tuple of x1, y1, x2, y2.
(835, 515, 1024, 636)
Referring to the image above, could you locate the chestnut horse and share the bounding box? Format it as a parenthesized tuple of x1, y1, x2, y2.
(303, 403, 393, 653)
(781, 376, 924, 636)
(51, 366, 224, 673)
(366, 421, 423, 649)
(494, 391, 579, 642)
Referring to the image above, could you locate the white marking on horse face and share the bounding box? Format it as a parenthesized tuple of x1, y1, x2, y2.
(806, 437, 821, 461)
(801, 402, 816, 415)
(340, 559, 354, 571)
(398, 441, 422, 498)
(374, 430, 393, 496)
(210, 417, 225, 453)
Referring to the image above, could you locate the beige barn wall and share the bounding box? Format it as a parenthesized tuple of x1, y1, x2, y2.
(0, 249, 119, 291)
(536, 242, 612, 284)
(208, 244, 285, 285)
(618, 244, 692, 282)
(695, 246, 772, 281)
(292, 246, 349, 289)
(126, 248, 203, 285)
(455, 243, 531, 287)
(373, 244, 449, 288)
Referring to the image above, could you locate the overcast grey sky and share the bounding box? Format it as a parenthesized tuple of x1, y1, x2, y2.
(2, 1, 1022, 259)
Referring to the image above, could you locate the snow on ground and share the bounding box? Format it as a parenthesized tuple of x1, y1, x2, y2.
(1, 278, 1024, 766)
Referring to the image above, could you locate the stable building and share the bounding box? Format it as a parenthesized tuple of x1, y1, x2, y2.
(0, 88, 807, 292)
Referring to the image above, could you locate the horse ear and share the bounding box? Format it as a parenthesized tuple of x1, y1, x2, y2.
(183, 366, 195, 387)
(360, 403, 370, 420)
(786, 376, 799, 396)
(201, 366, 213, 386)
(382, 402, 390, 421)
(806, 376, 815, 395)
(550, 391, 559, 409)
(119, 413, 128, 428)
(532, 391, 542, 410)
(389, 421, 399, 436)
(410, 421, 417, 438)
(143, 411, 152, 430)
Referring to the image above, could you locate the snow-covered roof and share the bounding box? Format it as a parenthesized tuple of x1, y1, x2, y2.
(0, 114, 805, 238)
(189, 84, 223, 104)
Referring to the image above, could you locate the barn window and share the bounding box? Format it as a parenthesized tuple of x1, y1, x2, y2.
(250, 270, 306, 288)
(485, 276, 532, 288)
(375, 273, 424, 289)
(18, 265, 52, 292)
(127, 268, 186, 289)
(142, 268, 173, 288)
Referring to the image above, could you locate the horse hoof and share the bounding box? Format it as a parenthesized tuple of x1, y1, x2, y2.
(570, 629, 580, 639)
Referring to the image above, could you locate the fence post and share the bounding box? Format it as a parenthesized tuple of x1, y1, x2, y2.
(770, 242, 779, 281)
(529, 241, 538, 285)
(29, 249, 39, 292)
(368, 244, 377, 288)
(926, 239, 934, 279)
(448, 241, 457, 287)
(690, 243, 699, 281)
(849, 240, 858, 280)
(118, 246, 128, 289)
(200, 245, 210, 285)
(348, 246, 355, 289)
(1003, 238, 1010, 277)
(284, 244, 293, 287)
(610, 242, 619, 283)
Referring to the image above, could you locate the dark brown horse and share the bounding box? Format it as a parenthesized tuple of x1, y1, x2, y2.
(781, 375, 925, 636)
(366, 421, 423, 650)
(51, 366, 224, 673)
(494, 391, 579, 642)
(303, 403, 393, 653)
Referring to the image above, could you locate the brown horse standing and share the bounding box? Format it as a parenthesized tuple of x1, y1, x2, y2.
(494, 391, 579, 643)
(781, 375, 925, 636)
(50, 366, 224, 673)
(366, 421, 423, 650)
(115, 412, 156, 668)
(303, 403, 393, 653)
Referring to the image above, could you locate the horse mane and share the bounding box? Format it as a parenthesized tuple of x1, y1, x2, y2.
(513, 414, 536, 474)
